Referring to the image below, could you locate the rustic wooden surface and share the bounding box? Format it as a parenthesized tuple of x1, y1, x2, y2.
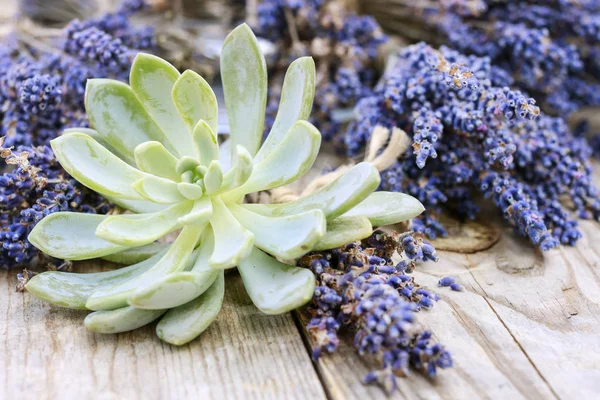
(2, 218, 599, 399)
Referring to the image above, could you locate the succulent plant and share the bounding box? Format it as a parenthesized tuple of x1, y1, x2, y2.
(24, 24, 425, 345)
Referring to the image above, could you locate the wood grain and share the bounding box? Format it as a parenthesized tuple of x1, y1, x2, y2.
(0, 262, 326, 400)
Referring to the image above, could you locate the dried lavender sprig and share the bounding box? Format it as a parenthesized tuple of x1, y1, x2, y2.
(298, 230, 452, 393)
(345, 43, 597, 249)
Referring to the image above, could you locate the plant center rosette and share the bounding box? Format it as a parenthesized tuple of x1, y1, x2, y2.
(25, 24, 425, 345)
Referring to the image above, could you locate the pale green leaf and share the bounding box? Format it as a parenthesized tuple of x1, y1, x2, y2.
(133, 175, 187, 204)
(218, 145, 253, 194)
(51, 133, 147, 200)
(172, 69, 218, 135)
(224, 120, 321, 200)
(177, 197, 213, 226)
(221, 23, 267, 157)
(156, 271, 224, 345)
(208, 197, 254, 269)
(254, 57, 315, 163)
(238, 247, 315, 314)
(128, 227, 219, 309)
(102, 195, 168, 214)
(26, 249, 167, 309)
(96, 201, 193, 246)
(130, 53, 194, 158)
(28, 213, 130, 260)
(242, 162, 381, 220)
(343, 192, 425, 226)
(134, 141, 180, 181)
(203, 160, 223, 194)
(313, 216, 373, 251)
(85, 79, 174, 162)
(192, 120, 219, 167)
(218, 138, 232, 172)
(100, 242, 169, 264)
(86, 224, 205, 310)
(228, 203, 325, 259)
(85, 306, 166, 334)
(177, 182, 204, 200)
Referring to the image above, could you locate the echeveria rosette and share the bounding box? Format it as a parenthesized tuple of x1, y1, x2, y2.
(24, 24, 425, 345)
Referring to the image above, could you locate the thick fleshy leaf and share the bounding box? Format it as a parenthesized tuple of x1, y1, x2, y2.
(242, 162, 381, 220)
(26, 250, 167, 309)
(192, 120, 219, 166)
(85, 306, 166, 334)
(28, 213, 130, 260)
(208, 197, 254, 269)
(85, 79, 174, 161)
(103, 195, 168, 214)
(63, 127, 126, 163)
(224, 120, 321, 200)
(128, 227, 219, 309)
(204, 160, 223, 194)
(177, 182, 204, 200)
(156, 271, 224, 345)
(254, 57, 315, 163)
(134, 141, 180, 181)
(313, 216, 373, 251)
(218, 145, 253, 193)
(51, 133, 147, 200)
(238, 247, 315, 314)
(172, 70, 218, 135)
(177, 197, 213, 226)
(229, 203, 325, 259)
(133, 175, 187, 204)
(86, 224, 204, 310)
(101, 242, 169, 264)
(96, 201, 193, 246)
(130, 53, 194, 158)
(221, 23, 267, 157)
(343, 192, 425, 226)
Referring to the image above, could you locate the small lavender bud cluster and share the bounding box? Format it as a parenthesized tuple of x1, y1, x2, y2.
(298, 230, 452, 393)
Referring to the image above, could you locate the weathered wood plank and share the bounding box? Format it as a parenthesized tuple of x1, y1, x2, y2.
(298, 221, 600, 399)
(0, 263, 327, 400)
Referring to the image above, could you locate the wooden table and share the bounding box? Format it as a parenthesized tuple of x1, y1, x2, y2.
(2, 216, 599, 400)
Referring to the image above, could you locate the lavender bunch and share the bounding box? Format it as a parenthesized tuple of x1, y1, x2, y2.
(345, 43, 600, 250)
(298, 230, 452, 393)
(256, 0, 387, 140)
(0, 1, 155, 268)
(0, 140, 110, 267)
(363, 0, 600, 138)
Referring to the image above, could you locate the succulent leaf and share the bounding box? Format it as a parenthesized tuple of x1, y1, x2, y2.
(128, 227, 219, 309)
(100, 242, 170, 264)
(221, 23, 267, 157)
(192, 120, 219, 166)
(85, 79, 175, 161)
(132, 175, 187, 204)
(51, 132, 148, 200)
(95, 201, 194, 246)
(85, 306, 167, 334)
(238, 247, 315, 315)
(28, 213, 130, 260)
(156, 272, 225, 346)
(224, 120, 321, 200)
(25, 250, 168, 309)
(312, 216, 373, 251)
(86, 225, 204, 310)
(229, 203, 326, 260)
(343, 192, 425, 226)
(255, 57, 316, 163)
(172, 70, 219, 134)
(134, 141, 180, 181)
(208, 198, 254, 269)
(177, 197, 213, 226)
(242, 162, 381, 219)
(130, 53, 195, 158)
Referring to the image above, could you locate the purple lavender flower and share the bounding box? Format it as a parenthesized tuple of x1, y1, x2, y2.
(298, 230, 452, 393)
